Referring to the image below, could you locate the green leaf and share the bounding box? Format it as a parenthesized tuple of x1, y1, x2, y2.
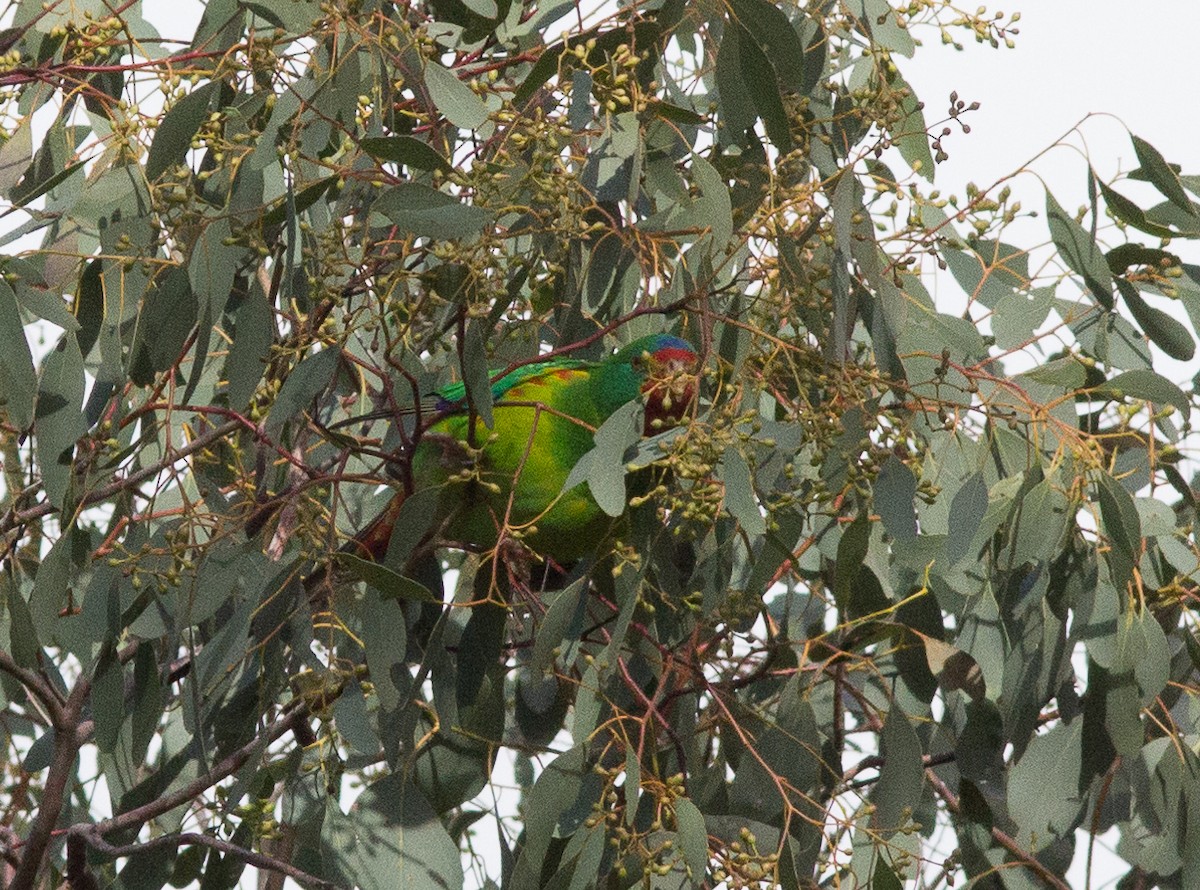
(729, 680, 822, 822)
(1105, 243, 1180, 275)
(1007, 720, 1084, 850)
(223, 284, 273, 410)
(834, 511, 871, 610)
(732, 23, 793, 152)
(424, 60, 489, 130)
(1092, 368, 1190, 419)
(1046, 190, 1113, 308)
(874, 456, 917, 542)
(129, 266, 196, 386)
(360, 135, 453, 172)
(332, 772, 464, 889)
(261, 174, 337, 227)
(510, 747, 591, 886)
(359, 584, 409, 712)
(456, 600, 505, 709)
(888, 71, 933, 181)
(0, 277, 36, 428)
(1115, 278, 1194, 361)
(265, 347, 340, 439)
(1018, 356, 1086, 390)
(1096, 471, 1141, 588)
(852, 0, 916, 57)
(1011, 478, 1069, 566)
(188, 216, 240, 320)
(673, 797, 708, 882)
(714, 24, 759, 146)
(11, 278, 81, 333)
(726, 0, 806, 89)
(720, 449, 766, 537)
(334, 678, 379, 755)
(461, 317, 494, 429)
(146, 81, 219, 181)
(945, 471, 986, 566)
(333, 553, 440, 603)
(374, 183, 489, 240)
(1096, 175, 1178, 239)
(130, 644, 162, 767)
(564, 400, 642, 517)
(531, 577, 588, 675)
(91, 648, 125, 753)
(870, 706, 923, 835)
(0, 116, 31, 197)
(1132, 608, 1170, 704)
(1131, 134, 1196, 216)
(514, 672, 569, 748)
(35, 332, 86, 510)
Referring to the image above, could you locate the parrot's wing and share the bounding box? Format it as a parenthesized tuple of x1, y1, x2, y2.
(433, 358, 589, 412)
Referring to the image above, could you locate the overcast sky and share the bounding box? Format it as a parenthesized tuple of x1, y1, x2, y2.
(905, 2, 1200, 244)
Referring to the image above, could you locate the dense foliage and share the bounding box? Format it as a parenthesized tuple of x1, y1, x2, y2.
(1, 0, 1198, 887)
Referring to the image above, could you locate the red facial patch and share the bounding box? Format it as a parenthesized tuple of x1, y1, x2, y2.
(641, 347, 698, 426)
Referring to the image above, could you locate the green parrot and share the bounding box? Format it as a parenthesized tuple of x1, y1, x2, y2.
(350, 333, 699, 564)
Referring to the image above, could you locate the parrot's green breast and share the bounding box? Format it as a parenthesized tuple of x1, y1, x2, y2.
(411, 366, 612, 559)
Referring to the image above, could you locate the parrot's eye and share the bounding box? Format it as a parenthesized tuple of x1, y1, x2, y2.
(631, 351, 649, 372)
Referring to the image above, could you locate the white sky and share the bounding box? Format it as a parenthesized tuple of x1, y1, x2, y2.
(906, 1, 1200, 267)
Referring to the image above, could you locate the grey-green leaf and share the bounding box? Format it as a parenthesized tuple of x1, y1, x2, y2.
(146, 81, 219, 181)
(334, 553, 441, 603)
(875, 456, 917, 541)
(35, 332, 86, 510)
(1093, 368, 1190, 419)
(424, 60, 489, 130)
(361, 135, 453, 172)
(1131, 134, 1196, 216)
(265, 347, 341, 439)
(565, 400, 642, 517)
(1046, 190, 1113, 309)
(945, 472, 986, 567)
(870, 706, 923, 835)
(720, 449, 766, 537)
(673, 797, 708, 882)
(374, 184, 489, 240)
(0, 278, 36, 428)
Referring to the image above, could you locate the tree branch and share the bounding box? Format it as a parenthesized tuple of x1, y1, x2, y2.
(0, 649, 65, 726)
(925, 767, 1071, 890)
(8, 669, 92, 890)
(92, 703, 308, 837)
(0, 419, 241, 536)
(69, 826, 341, 890)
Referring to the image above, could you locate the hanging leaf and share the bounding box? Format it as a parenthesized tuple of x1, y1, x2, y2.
(1046, 190, 1113, 309)
(361, 135, 453, 172)
(0, 277, 36, 428)
(35, 332, 86, 510)
(1131, 134, 1197, 216)
(424, 60, 489, 130)
(146, 81, 219, 181)
(265, 347, 341, 438)
(874, 456, 918, 542)
(1115, 278, 1195, 361)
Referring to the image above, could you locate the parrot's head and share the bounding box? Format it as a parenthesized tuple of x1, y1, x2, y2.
(617, 334, 699, 429)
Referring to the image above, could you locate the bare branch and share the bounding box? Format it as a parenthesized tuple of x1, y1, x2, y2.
(69, 826, 341, 890)
(0, 649, 65, 726)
